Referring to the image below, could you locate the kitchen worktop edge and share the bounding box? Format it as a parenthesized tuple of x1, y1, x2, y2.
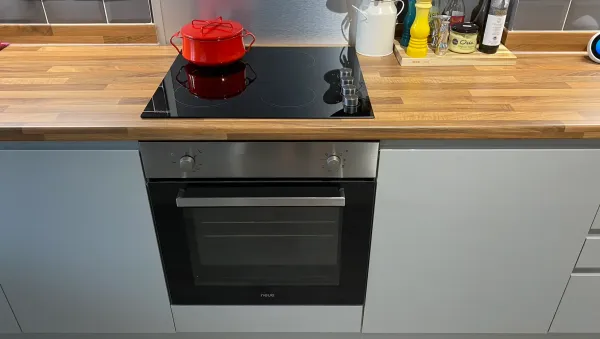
(1, 45, 599, 141)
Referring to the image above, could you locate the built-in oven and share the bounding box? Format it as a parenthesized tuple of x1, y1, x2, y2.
(140, 142, 378, 306)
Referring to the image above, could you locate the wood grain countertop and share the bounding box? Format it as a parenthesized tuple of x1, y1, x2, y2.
(1, 45, 600, 141)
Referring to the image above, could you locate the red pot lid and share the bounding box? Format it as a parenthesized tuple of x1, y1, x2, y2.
(181, 17, 244, 41)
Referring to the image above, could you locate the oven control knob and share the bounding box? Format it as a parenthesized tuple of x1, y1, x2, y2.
(179, 156, 195, 172)
(326, 155, 342, 170)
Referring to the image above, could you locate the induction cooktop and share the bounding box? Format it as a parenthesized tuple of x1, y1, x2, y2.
(141, 47, 374, 119)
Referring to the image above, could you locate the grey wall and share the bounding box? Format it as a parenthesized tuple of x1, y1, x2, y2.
(2, 0, 596, 40)
(0, 0, 152, 24)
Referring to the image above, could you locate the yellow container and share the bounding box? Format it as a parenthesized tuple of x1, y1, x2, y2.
(406, 0, 432, 58)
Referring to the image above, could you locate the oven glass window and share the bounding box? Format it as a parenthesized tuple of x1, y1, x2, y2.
(183, 205, 342, 287)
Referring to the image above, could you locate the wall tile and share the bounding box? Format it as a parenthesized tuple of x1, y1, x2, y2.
(43, 0, 106, 23)
(564, 0, 600, 30)
(0, 0, 47, 23)
(105, 0, 152, 23)
(511, 0, 570, 30)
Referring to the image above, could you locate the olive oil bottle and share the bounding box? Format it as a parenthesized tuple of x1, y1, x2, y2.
(477, 0, 510, 54)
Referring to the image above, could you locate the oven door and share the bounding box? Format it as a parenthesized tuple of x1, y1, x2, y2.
(148, 181, 375, 305)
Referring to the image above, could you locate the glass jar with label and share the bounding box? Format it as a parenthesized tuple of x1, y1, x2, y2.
(449, 23, 479, 54)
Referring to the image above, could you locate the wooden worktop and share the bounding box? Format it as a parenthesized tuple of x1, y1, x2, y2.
(1, 45, 599, 141)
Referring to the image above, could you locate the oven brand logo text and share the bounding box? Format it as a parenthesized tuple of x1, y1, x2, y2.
(260, 293, 275, 298)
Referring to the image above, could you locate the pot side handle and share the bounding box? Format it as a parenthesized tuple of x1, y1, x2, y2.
(170, 31, 182, 54)
(245, 62, 258, 86)
(175, 66, 188, 88)
(243, 29, 256, 52)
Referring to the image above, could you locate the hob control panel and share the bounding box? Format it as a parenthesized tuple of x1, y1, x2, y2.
(140, 142, 379, 179)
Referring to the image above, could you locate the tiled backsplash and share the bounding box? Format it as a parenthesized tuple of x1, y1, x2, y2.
(400, 0, 599, 31)
(0, 0, 152, 24)
(511, 0, 600, 30)
(1, 0, 597, 33)
(564, 0, 600, 30)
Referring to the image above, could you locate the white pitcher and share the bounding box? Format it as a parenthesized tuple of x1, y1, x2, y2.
(353, 0, 404, 57)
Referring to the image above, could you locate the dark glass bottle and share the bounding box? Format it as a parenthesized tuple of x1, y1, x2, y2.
(471, 0, 488, 22)
(478, 0, 511, 54)
(472, 0, 491, 44)
(400, 0, 417, 47)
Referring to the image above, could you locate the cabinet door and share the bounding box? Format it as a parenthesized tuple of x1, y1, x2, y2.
(591, 209, 600, 231)
(0, 150, 174, 333)
(0, 286, 19, 334)
(550, 275, 600, 333)
(363, 149, 600, 333)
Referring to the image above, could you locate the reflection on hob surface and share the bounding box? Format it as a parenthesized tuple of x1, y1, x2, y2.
(141, 47, 374, 119)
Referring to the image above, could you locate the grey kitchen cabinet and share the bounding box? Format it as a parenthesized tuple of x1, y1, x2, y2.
(591, 209, 600, 231)
(575, 238, 600, 269)
(0, 286, 20, 333)
(0, 149, 175, 333)
(550, 275, 600, 333)
(363, 148, 600, 333)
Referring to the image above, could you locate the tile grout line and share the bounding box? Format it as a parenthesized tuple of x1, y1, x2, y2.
(561, 0, 573, 30)
(147, 0, 154, 23)
(40, 0, 50, 24)
(102, 0, 110, 24)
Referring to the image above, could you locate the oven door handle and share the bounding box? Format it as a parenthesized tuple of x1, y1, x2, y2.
(176, 189, 346, 207)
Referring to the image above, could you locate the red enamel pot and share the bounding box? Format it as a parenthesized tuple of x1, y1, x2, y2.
(176, 61, 257, 100)
(171, 17, 256, 67)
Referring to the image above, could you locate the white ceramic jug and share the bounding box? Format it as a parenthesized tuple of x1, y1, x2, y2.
(353, 0, 404, 57)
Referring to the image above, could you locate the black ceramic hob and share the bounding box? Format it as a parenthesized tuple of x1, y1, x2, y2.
(141, 47, 374, 119)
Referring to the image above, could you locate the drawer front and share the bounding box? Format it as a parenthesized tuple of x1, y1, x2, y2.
(576, 238, 600, 269)
(171, 306, 363, 332)
(550, 276, 600, 333)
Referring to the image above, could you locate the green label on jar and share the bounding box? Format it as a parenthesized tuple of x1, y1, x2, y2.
(449, 31, 477, 53)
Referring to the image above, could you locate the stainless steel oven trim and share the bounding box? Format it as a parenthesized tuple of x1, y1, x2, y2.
(140, 142, 379, 179)
(176, 189, 346, 207)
